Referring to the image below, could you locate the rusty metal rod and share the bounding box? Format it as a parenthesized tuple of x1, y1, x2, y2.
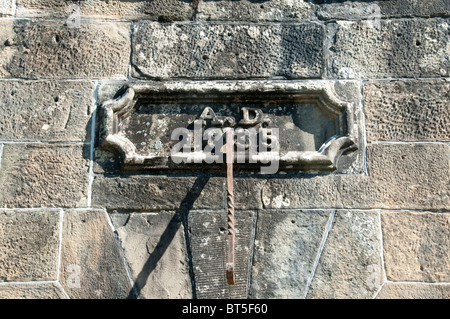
(225, 130, 235, 285)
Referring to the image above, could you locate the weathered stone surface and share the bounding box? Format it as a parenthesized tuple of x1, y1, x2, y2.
(132, 22, 324, 79)
(327, 19, 450, 79)
(307, 210, 383, 299)
(316, 1, 450, 20)
(360, 143, 449, 210)
(364, 80, 450, 142)
(0, 283, 66, 299)
(0, 19, 130, 79)
(234, 178, 266, 210)
(249, 210, 331, 299)
(258, 143, 449, 210)
(376, 282, 450, 299)
(92, 176, 225, 210)
(0, 210, 60, 282)
(16, 0, 193, 21)
(0, 0, 14, 16)
(0, 144, 89, 208)
(0, 80, 95, 142)
(260, 176, 341, 210)
(381, 211, 450, 283)
(110, 211, 192, 299)
(197, 0, 315, 21)
(59, 209, 131, 299)
(189, 210, 256, 299)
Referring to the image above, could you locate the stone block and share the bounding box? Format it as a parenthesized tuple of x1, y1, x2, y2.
(196, 0, 315, 21)
(381, 211, 450, 283)
(307, 210, 383, 299)
(361, 143, 449, 210)
(376, 282, 450, 299)
(0, 0, 14, 16)
(16, 0, 193, 21)
(0, 144, 89, 208)
(363, 79, 450, 142)
(0, 19, 130, 79)
(0, 283, 66, 299)
(0, 80, 95, 142)
(132, 22, 324, 79)
(327, 19, 450, 79)
(258, 143, 449, 211)
(188, 210, 256, 299)
(316, 1, 450, 20)
(59, 209, 132, 299)
(110, 211, 192, 299)
(249, 210, 331, 298)
(91, 176, 225, 211)
(0, 210, 60, 282)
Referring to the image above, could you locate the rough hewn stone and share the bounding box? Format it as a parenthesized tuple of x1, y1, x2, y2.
(0, 0, 14, 16)
(376, 282, 450, 299)
(189, 210, 255, 299)
(327, 19, 450, 79)
(0, 283, 66, 299)
(316, 1, 450, 20)
(258, 143, 449, 210)
(132, 22, 324, 79)
(110, 211, 192, 299)
(307, 210, 383, 299)
(0, 210, 60, 282)
(197, 0, 315, 22)
(361, 143, 449, 210)
(364, 80, 450, 142)
(0, 19, 130, 79)
(381, 211, 450, 283)
(249, 210, 331, 299)
(16, 0, 193, 21)
(0, 144, 89, 208)
(92, 176, 225, 211)
(59, 209, 132, 299)
(0, 80, 95, 142)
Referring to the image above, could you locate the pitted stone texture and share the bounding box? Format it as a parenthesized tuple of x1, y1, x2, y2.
(381, 211, 450, 283)
(249, 210, 331, 299)
(327, 19, 450, 79)
(197, 0, 315, 21)
(92, 176, 224, 211)
(316, 1, 450, 20)
(0, 144, 89, 208)
(376, 283, 450, 299)
(60, 209, 131, 299)
(111, 211, 192, 299)
(132, 22, 324, 79)
(0, 19, 130, 79)
(0, 0, 14, 16)
(364, 80, 450, 142)
(0, 210, 60, 282)
(258, 143, 449, 211)
(307, 211, 383, 299)
(0, 283, 66, 299)
(16, 0, 193, 21)
(0, 80, 95, 142)
(189, 210, 256, 299)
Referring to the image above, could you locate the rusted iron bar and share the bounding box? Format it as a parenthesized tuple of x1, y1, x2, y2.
(225, 129, 235, 285)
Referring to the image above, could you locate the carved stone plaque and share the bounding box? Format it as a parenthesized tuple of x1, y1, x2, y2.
(98, 81, 362, 174)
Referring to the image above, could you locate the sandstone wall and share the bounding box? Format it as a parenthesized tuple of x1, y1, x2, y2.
(0, 0, 448, 299)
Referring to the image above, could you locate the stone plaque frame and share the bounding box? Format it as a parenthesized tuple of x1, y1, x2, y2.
(98, 81, 363, 174)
